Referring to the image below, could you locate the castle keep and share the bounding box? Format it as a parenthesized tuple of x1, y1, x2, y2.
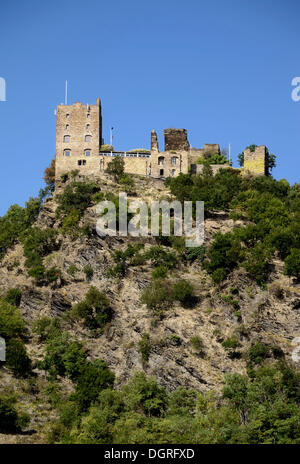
(55, 98, 269, 180)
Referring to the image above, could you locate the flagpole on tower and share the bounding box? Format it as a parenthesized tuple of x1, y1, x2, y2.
(65, 80, 68, 105)
(110, 127, 114, 148)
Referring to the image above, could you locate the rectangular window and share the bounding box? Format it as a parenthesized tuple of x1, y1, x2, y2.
(160, 169, 164, 176)
(85, 135, 91, 142)
(64, 135, 70, 142)
(85, 150, 91, 156)
(64, 150, 71, 157)
(78, 160, 86, 166)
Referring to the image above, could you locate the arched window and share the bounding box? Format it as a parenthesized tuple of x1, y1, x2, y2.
(66, 113, 70, 119)
(86, 124, 90, 130)
(85, 135, 91, 142)
(158, 156, 165, 165)
(87, 113, 90, 119)
(64, 135, 70, 143)
(171, 156, 178, 166)
(64, 149, 71, 157)
(85, 150, 91, 157)
(171, 169, 176, 176)
(66, 124, 69, 130)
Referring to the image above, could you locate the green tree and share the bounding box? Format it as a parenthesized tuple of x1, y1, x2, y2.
(106, 156, 125, 182)
(284, 249, 300, 280)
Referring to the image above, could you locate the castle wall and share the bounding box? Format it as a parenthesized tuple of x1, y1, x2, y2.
(243, 145, 268, 176)
(99, 155, 150, 176)
(54, 99, 269, 182)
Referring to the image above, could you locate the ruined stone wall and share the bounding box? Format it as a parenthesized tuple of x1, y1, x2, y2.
(55, 99, 102, 178)
(203, 144, 220, 159)
(243, 145, 268, 176)
(164, 129, 190, 151)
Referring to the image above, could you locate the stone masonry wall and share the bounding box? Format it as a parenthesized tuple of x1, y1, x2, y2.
(243, 145, 269, 176)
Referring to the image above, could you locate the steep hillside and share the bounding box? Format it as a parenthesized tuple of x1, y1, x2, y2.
(0, 169, 300, 444)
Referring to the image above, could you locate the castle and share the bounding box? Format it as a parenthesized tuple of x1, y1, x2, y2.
(55, 98, 269, 180)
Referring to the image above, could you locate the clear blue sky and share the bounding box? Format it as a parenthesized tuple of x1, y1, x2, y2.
(0, 0, 300, 215)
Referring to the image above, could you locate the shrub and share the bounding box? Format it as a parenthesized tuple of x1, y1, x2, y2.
(242, 243, 271, 284)
(0, 394, 30, 433)
(172, 279, 195, 306)
(284, 249, 300, 280)
(0, 302, 25, 339)
(141, 280, 173, 311)
(83, 265, 94, 281)
(43, 158, 56, 190)
(138, 333, 151, 364)
(42, 332, 86, 380)
(72, 287, 112, 330)
(222, 336, 239, 350)
(0, 199, 41, 258)
(152, 266, 168, 279)
(56, 181, 100, 218)
(61, 209, 81, 234)
(45, 267, 61, 283)
(205, 233, 241, 283)
(6, 338, 32, 377)
(185, 245, 206, 262)
(106, 263, 126, 278)
(67, 264, 79, 277)
(190, 336, 204, 353)
(105, 156, 125, 182)
(145, 246, 178, 269)
(32, 317, 60, 342)
(4, 288, 22, 307)
(121, 372, 168, 417)
(71, 359, 115, 411)
(168, 334, 181, 346)
(248, 342, 269, 364)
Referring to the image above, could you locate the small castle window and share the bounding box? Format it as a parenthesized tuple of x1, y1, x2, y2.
(64, 135, 70, 143)
(171, 156, 178, 165)
(66, 124, 69, 130)
(160, 169, 164, 176)
(64, 149, 71, 157)
(87, 113, 90, 119)
(158, 156, 165, 165)
(86, 124, 90, 130)
(85, 135, 91, 142)
(85, 150, 91, 157)
(171, 169, 176, 176)
(66, 113, 70, 119)
(78, 160, 86, 166)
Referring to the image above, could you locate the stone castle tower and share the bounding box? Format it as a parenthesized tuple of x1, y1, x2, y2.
(55, 98, 102, 178)
(55, 98, 269, 180)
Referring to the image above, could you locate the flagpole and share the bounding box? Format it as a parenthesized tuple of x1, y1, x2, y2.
(65, 80, 68, 105)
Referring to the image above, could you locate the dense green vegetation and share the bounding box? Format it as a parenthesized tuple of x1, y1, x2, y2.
(45, 360, 300, 444)
(167, 170, 300, 284)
